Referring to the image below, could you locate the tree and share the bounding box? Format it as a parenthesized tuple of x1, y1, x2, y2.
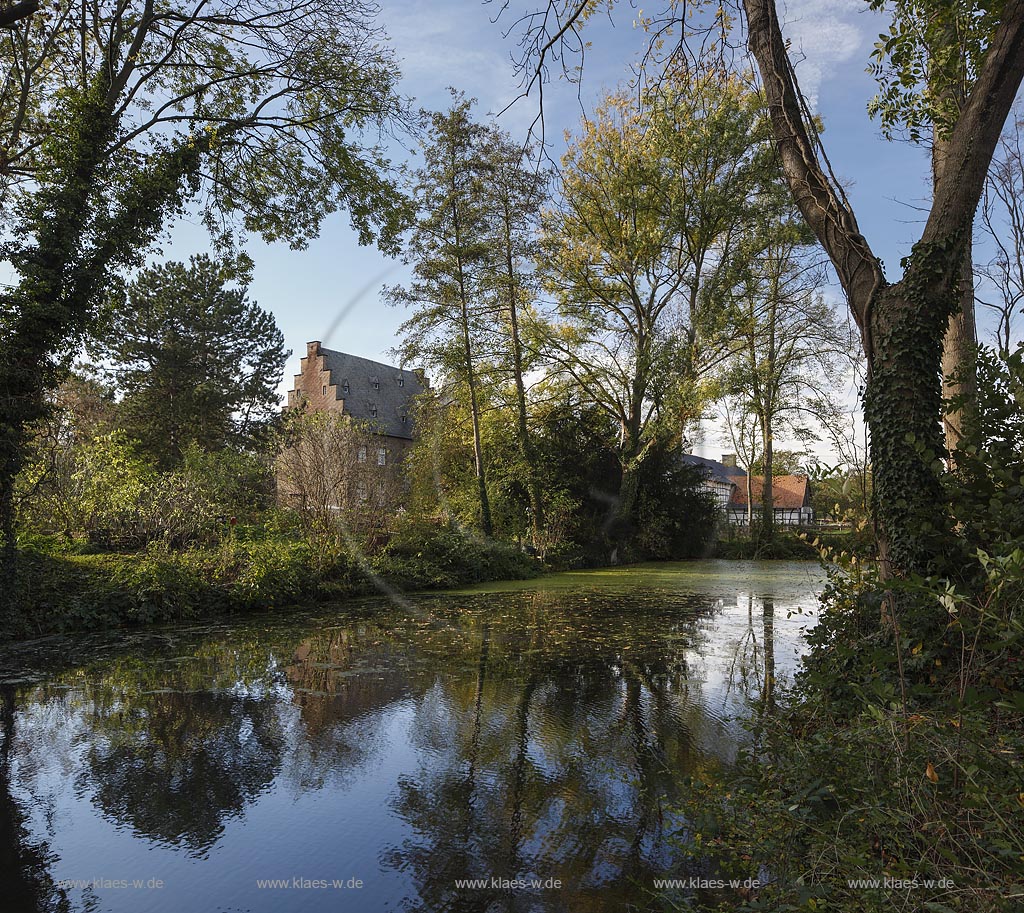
(865, 0, 1011, 452)
(506, 0, 1024, 584)
(978, 105, 1024, 353)
(13, 371, 118, 540)
(723, 197, 852, 539)
(388, 95, 495, 536)
(537, 69, 773, 543)
(96, 255, 287, 467)
(276, 410, 400, 551)
(0, 1, 37, 29)
(742, 0, 1024, 581)
(480, 130, 549, 546)
(0, 0, 410, 584)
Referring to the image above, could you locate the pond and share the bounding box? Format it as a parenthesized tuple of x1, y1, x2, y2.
(0, 559, 825, 913)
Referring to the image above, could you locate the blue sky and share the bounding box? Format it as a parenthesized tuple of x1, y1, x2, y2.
(165, 0, 991, 458)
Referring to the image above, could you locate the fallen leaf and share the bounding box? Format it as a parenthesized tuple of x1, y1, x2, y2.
(925, 762, 939, 784)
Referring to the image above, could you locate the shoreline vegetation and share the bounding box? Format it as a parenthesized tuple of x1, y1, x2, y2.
(6, 523, 858, 643)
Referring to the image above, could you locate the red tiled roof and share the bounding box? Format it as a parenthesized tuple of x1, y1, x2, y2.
(728, 475, 810, 509)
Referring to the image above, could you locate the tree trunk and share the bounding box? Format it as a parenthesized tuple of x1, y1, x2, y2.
(761, 426, 774, 541)
(503, 234, 543, 546)
(614, 455, 642, 554)
(746, 446, 754, 527)
(743, 0, 1024, 581)
(451, 166, 493, 538)
(864, 265, 962, 578)
(460, 304, 493, 538)
(940, 235, 978, 453)
(0, 477, 16, 614)
(612, 385, 652, 552)
(933, 130, 978, 455)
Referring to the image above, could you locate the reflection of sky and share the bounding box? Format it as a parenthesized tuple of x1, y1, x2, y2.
(2, 560, 825, 912)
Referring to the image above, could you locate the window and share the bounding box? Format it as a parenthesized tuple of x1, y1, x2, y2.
(357, 446, 366, 463)
(401, 414, 407, 424)
(377, 448, 387, 466)
(370, 404, 377, 417)
(356, 481, 368, 502)
(371, 376, 379, 389)
(322, 385, 327, 396)
(398, 377, 404, 387)
(342, 380, 349, 393)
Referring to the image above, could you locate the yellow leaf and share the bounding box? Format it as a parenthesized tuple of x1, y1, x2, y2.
(925, 762, 939, 784)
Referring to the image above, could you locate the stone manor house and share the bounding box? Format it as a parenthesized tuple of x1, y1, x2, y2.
(279, 341, 426, 507)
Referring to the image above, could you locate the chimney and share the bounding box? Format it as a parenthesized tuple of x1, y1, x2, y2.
(721, 453, 737, 468)
(307, 340, 322, 358)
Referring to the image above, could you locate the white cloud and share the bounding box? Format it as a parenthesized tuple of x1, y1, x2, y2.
(779, 0, 866, 106)
(382, 0, 530, 124)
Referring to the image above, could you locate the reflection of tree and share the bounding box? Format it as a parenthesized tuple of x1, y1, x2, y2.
(83, 689, 284, 854)
(2, 569, 812, 912)
(0, 685, 70, 913)
(761, 597, 776, 711)
(722, 592, 779, 714)
(384, 590, 708, 912)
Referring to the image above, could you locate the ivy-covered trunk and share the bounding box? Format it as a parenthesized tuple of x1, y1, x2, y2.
(743, 0, 1024, 584)
(863, 237, 966, 579)
(0, 74, 205, 603)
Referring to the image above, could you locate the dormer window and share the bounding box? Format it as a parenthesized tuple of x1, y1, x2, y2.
(342, 380, 349, 393)
(401, 414, 407, 424)
(370, 404, 377, 417)
(398, 377, 404, 387)
(371, 376, 379, 389)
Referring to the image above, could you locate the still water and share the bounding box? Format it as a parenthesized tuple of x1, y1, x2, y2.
(0, 560, 824, 913)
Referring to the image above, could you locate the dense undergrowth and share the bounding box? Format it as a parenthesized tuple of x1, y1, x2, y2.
(657, 347, 1024, 912)
(661, 550, 1024, 912)
(8, 516, 541, 640)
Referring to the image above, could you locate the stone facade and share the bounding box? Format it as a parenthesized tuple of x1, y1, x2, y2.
(278, 341, 427, 511)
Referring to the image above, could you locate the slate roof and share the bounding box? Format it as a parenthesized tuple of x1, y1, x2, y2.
(728, 475, 810, 510)
(319, 347, 426, 440)
(681, 453, 747, 486)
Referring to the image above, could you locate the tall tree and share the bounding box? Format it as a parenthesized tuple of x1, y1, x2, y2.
(507, 0, 1024, 583)
(480, 130, 548, 546)
(724, 196, 851, 539)
(537, 69, 774, 541)
(0, 0, 409, 584)
(742, 0, 1024, 580)
(97, 255, 287, 467)
(978, 105, 1024, 353)
(388, 95, 494, 536)
(866, 0, 1006, 452)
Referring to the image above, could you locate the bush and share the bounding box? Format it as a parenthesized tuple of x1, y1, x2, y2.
(668, 707, 1024, 912)
(373, 516, 541, 590)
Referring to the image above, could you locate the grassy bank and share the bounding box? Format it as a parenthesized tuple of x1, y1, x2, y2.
(7, 525, 868, 642)
(8, 521, 542, 641)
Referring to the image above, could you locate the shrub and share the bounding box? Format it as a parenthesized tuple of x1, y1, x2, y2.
(373, 516, 541, 590)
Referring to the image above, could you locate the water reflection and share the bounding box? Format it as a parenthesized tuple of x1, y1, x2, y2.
(0, 560, 822, 912)
(83, 689, 285, 853)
